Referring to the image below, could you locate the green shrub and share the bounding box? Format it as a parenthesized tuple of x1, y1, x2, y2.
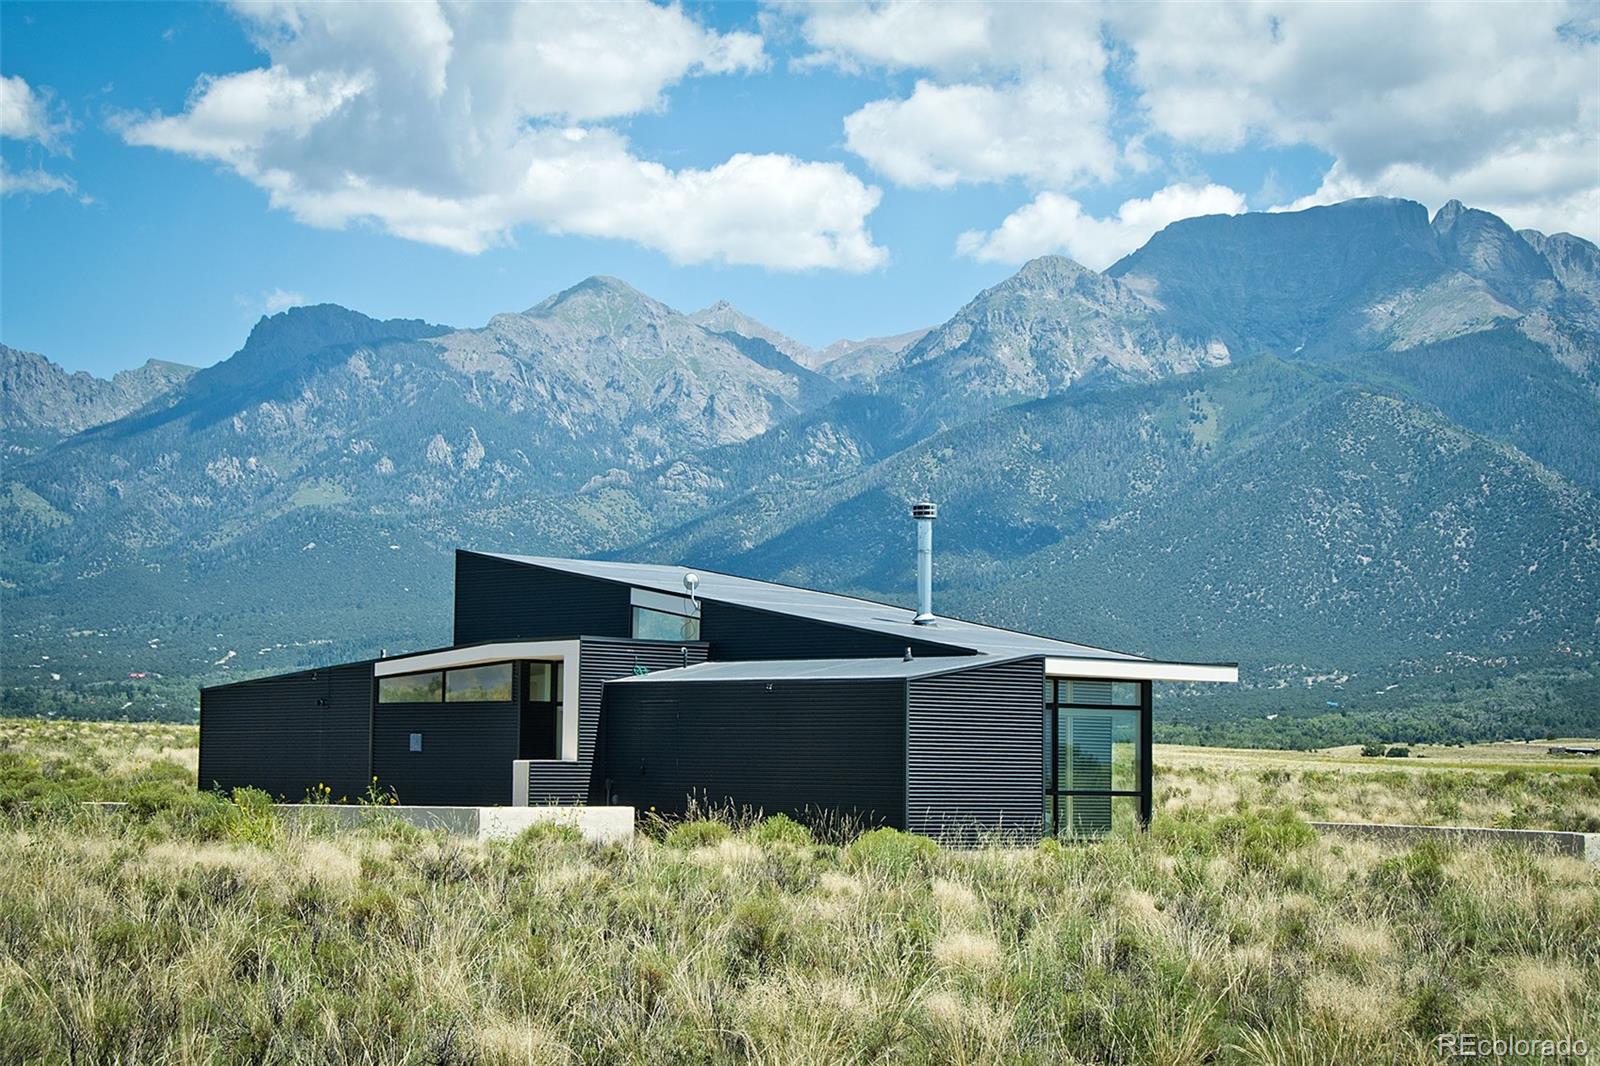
(1215, 807, 1316, 870)
(1373, 841, 1450, 902)
(727, 895, 788, 967)
(846, 827, 937, 873)
(123, 777, 200, 819)
(748, 813, 813, 849)
(223, 787, 280, 847)
(513, 822, 584, 847)
(500, 822, 584, 871)
(662, 818, 731, 849)
(1385, 746, 1411, 758)
(1406, 971, 1458, 1036)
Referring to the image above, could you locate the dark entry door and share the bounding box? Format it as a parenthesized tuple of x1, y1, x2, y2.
(519, 661, 562, 760)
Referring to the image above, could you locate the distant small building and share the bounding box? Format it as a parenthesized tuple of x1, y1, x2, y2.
(200, 506, 1237, 841)
(1548, 746, 1599, 757)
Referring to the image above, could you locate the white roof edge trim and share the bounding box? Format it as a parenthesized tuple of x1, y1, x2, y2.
(374, 640, 582, 677)
(1044, 657, 1239, 683)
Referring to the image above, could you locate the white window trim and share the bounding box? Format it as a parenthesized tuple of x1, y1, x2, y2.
(1044, 657, 1238, 684)
(630, 587, 698, 617)
(376, 640, 583, 761)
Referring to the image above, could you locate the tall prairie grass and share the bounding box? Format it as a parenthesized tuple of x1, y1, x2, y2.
(0, 718, 1596, 1062)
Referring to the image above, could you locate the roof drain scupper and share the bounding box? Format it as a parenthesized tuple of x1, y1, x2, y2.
(912, 501, 937, 625)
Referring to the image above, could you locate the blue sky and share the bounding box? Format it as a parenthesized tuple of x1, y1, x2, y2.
(3, 1, 1595, 377)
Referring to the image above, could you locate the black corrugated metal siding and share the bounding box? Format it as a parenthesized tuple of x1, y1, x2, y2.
(199, 662, 373, 801)
(602, 678, 906, 826)
(373, 669, 520, 806)
(699, 600, 959, 661)
(906, 658, 1045, 843)
(521, 639, 711, 805)
(454, 551, 630, 645)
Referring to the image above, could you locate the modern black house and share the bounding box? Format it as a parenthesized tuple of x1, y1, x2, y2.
(200, 506, 1236, 840)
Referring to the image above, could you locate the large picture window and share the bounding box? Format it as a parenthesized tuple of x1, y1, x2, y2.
(445, 663, 513, 702)
(377, 662, 513, 704)
(1043, 678, 1148, 838)
(378, 671, 443, 704)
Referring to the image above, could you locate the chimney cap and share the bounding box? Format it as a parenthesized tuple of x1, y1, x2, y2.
(911, 501, 938, 520)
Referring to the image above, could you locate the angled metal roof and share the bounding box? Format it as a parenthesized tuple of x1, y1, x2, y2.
(606, 656, 1022, 684)
(472, 551, 1145, 661)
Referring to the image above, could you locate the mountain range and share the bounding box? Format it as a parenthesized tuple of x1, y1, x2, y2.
(3, 197, 1597, 744)
(2, 347, 196, 455)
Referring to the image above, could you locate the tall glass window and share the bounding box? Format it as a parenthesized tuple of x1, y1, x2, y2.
(521, 661, 562, 759)
(1044, 678, 1146, 838)
(525, 661, 555, 702)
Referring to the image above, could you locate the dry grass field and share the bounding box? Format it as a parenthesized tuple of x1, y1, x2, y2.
(1157, 741, 1600, 833)
(0, 717, 1597, 1063)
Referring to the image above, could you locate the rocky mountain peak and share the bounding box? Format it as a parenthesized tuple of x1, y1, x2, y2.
(687, 299, 817, 367)
(1009, 254, 1095, 284)
(524, 275, 674, 333)
(240, 304, 445, 363)
(1520, 229, 1600, 296)
(1431, 198, 1467, 231)
(1431, 200, 1553, 296)
(1, 344, 197, 444)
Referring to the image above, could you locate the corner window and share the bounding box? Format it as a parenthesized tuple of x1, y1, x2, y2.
(1044, 678, 1146, 839)
(632, 605, 700, 641)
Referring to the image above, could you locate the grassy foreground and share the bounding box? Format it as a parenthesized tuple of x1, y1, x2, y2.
(1, 719, 1597, 1063)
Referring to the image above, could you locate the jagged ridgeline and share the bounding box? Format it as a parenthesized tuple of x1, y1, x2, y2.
(3, 197, 1597, 743)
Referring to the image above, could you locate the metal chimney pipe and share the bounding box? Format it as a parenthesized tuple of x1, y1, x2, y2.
(911, 501, 937, 625)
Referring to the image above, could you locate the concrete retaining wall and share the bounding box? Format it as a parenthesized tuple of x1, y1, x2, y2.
(1313, 821, 1599, 862)
(278, 804, 634, 845)
(85, 801, 634, 845)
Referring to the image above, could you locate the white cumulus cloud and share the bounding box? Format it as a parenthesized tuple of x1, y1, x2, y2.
(116, 1, 885, 269)
(789, 2, 1115, 189)
(0, 74, 74, 148)
(1, 74, 86, 201)
(843, 79, 1116, 189)
(1114, 0, 1600, 240)
(784, 1, 1598, 241)
(957, 183, 1248, 269)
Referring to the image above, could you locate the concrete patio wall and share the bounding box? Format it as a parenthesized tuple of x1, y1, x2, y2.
(1313, 821, 1599, 862)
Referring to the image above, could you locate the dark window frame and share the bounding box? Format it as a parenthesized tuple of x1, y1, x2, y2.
(1043, 678, 1153, 835)
(377, 670, 444, 704)
(376, 661, 516, 705)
